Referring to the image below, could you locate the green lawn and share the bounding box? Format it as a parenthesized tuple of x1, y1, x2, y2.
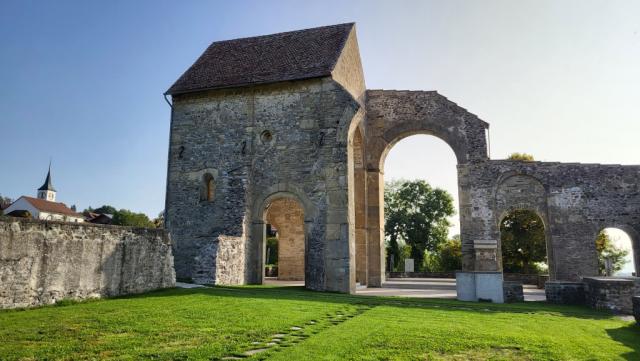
(1, 286, 638, 360)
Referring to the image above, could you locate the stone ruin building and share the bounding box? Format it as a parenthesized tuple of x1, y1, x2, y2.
(164, 23, 640, 303)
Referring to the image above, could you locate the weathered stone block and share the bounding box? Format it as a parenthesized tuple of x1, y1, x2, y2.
(503, 281, 524, 303)
(545, 281, 585, 305)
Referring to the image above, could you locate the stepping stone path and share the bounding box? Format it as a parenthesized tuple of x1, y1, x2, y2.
(219, 305, 371, 359)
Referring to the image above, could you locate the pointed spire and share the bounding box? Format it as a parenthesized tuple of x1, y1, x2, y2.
(38, 161, 56, 192)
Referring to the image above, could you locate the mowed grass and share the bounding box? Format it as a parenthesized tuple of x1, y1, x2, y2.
(0, 286, 638, 360)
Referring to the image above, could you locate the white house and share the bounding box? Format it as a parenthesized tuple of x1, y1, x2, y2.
(3, 166, 84, 223)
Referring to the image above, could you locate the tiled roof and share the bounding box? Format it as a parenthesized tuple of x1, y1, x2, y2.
(22, 196, 82, 217)
(166, 23, 354, 95)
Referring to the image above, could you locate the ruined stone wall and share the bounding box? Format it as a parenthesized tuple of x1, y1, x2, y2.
(459, 160, 640, 280)
(0, 218, 175, 309)
(266, 198, 305, 281)
(166, 77, 360, 292)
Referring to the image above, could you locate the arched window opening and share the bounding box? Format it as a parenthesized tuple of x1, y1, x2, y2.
(201, 173, 215, 202)
(499, 210, 548, 275)
(263, 197, 305, 283)
(596, 228, 636, 277)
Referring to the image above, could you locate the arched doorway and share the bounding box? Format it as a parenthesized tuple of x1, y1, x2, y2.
(264, 198, 305, 282)
(499, 209, 549, 276)
(596, 227, 638, 277)
(382, 134, 459, 275)
(249, 187, 317, 288)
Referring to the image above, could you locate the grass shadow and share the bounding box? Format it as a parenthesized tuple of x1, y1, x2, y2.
(606, 323, 640, 360)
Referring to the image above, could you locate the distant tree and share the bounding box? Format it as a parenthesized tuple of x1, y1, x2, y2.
(385, 180, 455, 271)
(500, 210, 547, 274)
(153, 211, 164, 228)
(508, 153, 534, 161)
(424, 234, 462, 272)
(595, 231, 629, 276)
(0, 194, 13, 215)
(111, 209, 155, 228)
(93, 205, 117, 215)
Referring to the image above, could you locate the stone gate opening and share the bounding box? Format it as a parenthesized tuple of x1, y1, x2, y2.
(263, 197, 306, 283)
(597, 227, 638, 277)
(499, 209, 549, 279)
(382, 134, 459, 275)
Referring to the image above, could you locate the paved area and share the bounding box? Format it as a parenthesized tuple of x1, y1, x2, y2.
(264, 277, 546, 301)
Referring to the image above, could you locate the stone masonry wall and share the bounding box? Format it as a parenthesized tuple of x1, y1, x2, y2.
(166, 76, 360, 292)
(266, 198, 305, 281)
(0, 217, 175, 309)
(584, 277, 635, 314)
(459, 160, 640, 280)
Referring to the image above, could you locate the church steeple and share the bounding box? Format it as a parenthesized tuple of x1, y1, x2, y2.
(37, 163, 57, 202)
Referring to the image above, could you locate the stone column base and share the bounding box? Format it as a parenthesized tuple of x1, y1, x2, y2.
(456, 271, 504, 303)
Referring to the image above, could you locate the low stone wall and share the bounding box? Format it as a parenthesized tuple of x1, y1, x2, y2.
(503, 281, 524, 303)
(633, 296, 640, 323)
(387, 272, 455, 279)
(0, 217, 175, 309)
(545, 281, 585, 305)
(584, 277, 635, 314)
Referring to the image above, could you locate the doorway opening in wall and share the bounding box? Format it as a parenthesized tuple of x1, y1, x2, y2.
(359, 134, 460, 298)
(262, 197, 306, 287)
(596, 227, 637, 277)
(499, 209, 549, 301)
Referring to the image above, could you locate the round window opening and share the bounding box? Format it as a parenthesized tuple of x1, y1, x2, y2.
(261, 130, 273, 144)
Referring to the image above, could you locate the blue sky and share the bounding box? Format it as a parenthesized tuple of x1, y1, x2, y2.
(1, 1, 638, 271)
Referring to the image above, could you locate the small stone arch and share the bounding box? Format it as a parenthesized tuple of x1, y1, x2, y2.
(251, 183, 318, 223)
(493, 174, 555, 279)
(593, 224, 639, 276)
(247, 184, 319, 286)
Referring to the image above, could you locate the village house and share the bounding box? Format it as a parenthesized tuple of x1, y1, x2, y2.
(3, 166, 84, 223)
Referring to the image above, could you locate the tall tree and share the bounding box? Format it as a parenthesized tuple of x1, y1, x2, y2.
(500, 210, 547, 274)
(385, 180, 455, 271)
(595, 231, 629, 275)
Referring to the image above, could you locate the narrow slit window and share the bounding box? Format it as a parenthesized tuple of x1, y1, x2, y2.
(202, 173, 216, 202)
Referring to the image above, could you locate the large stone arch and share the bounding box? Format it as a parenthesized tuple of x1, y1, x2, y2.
(360, 90, 489, 287)
(365, 90, 489, 169)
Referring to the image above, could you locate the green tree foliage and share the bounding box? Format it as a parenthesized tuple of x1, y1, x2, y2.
(508, 153, 534, 161)
(83, 205, 155, 228)
(111, 209, 155, 228)
(424, 235, 462, 272)
(595, 231, 629, 275)
(500, 210, 547, 274)
(385, 180, 455, 271)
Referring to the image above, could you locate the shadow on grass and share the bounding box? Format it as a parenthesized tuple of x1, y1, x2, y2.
(118, 285, 622, 321)
(606, 324, 640, 360)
